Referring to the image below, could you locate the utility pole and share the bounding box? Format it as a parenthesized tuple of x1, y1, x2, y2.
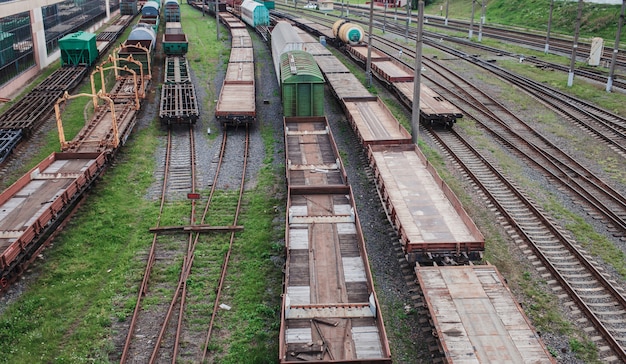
(445, 0, 449, 26)
(469, 0, 475, 40)
(366, 0, 375, 87)
(568, 0, 584, 87)
(405, 0, 411, 40)
(383, 3, 387, 33)
(215, 0, 220, 41)
(478, 0, 485, 42)
(545, 0, 554, 54)
(607, 0, 626, 92)
(412, 0, 424, 144)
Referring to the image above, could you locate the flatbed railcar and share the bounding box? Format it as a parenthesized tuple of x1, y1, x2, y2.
(0, 12, 156, 289)
(0, 152, 107, 289)
(417, 265, 555, 363)
(0, 15, 135, 164)
(281, 116, 391, 362)
(159, 18, 199, 126)
(346, 43, 463, 128)
(160, 57, 199, 125)
(215, 12, 256, 127)
(368, 143, 484, 263)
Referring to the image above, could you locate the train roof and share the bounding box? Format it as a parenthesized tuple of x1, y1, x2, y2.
(280, 51, 324, 84)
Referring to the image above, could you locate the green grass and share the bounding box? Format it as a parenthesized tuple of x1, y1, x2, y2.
(0, 125, 159, 362)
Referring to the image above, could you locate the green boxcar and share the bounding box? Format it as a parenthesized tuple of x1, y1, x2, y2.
(162, 33, 188, 55)
(280, 50, 324, 117)
(59, 31, 98, 66)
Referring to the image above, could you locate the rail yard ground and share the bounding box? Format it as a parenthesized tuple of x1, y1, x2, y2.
(1, 2, 626, 364)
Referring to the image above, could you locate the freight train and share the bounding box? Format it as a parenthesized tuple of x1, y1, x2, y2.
(0, 15, 156, 291)
(331, 19, 463, 128)
(0, 16, 135, 164)
(271, 22, 391, 363)
(272, 16, 556, 364)
(159, 1, 200, 126)
(214, 12, 256, 127)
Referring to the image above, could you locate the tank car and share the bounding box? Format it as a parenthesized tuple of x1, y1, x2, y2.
(332, 19, 364, 45)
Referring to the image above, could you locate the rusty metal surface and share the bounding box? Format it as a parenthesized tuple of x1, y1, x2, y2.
(0, 152, 106, 279)
(0, 91, 64, 133)
(34, 66, 88, 92)
(159, 83, 199, 124)
(284, 117, 346, 187)
(368, 143, 484, 263)
(417, 265, 555, 364)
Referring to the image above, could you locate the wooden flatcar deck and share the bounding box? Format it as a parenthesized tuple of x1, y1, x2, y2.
(371, 59, 413, 83)
(314, 55, 350, 74)
(229, 47, 253, 63)
(0, 153, 105, 271)
(215, 82, 255, 118)
(417, 265, 555, 363)
(284, 117, 346, 187)
(347, 44, 390, 63)
(282, 188, 390, 362)
(292, 17, 334, 40)
(324, 73, 371, 100)
(224, 62, 254, 82)
(342, 98, 412, 146)
(394, 82, 463, 121)
(368, 144, 483, 263)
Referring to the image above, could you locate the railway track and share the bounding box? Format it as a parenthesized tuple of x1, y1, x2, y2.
(429, 127, 626, 362)
(275, 6, 626, 359)
(121, 126, 198, 363)
(121, 126, 250, 363)
(370, 35, 626, 241)
(371, 28, 626, 361)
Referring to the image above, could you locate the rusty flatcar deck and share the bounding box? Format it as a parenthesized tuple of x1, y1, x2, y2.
(229, 47, 254, 63)
(63, 102, 137, 154)
(342, 98, 412, 146)
(368, 144, 483, 263)
(284, 117, 346, 187)
(0, 152, 105, 273)
(394, 82, 463, 122)
(417, 265, 555, 363)
(323, 73, 371, 100)
(282, 187, 390, 362)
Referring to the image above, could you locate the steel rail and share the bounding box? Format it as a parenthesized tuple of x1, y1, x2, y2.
(201, 126, 250, 362)
(120, 128, 174, 363)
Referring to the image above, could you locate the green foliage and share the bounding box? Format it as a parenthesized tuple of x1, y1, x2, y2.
(427, 0, 624, 43)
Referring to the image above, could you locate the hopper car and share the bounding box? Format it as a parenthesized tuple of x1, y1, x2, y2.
(164, 0, 181, 22)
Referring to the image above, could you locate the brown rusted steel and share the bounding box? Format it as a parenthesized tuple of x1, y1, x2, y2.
(148, 225, 244, 233)
(201, 127, 250, 362)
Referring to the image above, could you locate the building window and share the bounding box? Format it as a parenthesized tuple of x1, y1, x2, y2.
(43, 0, 119, 55)
(0, 13, 34, 87)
